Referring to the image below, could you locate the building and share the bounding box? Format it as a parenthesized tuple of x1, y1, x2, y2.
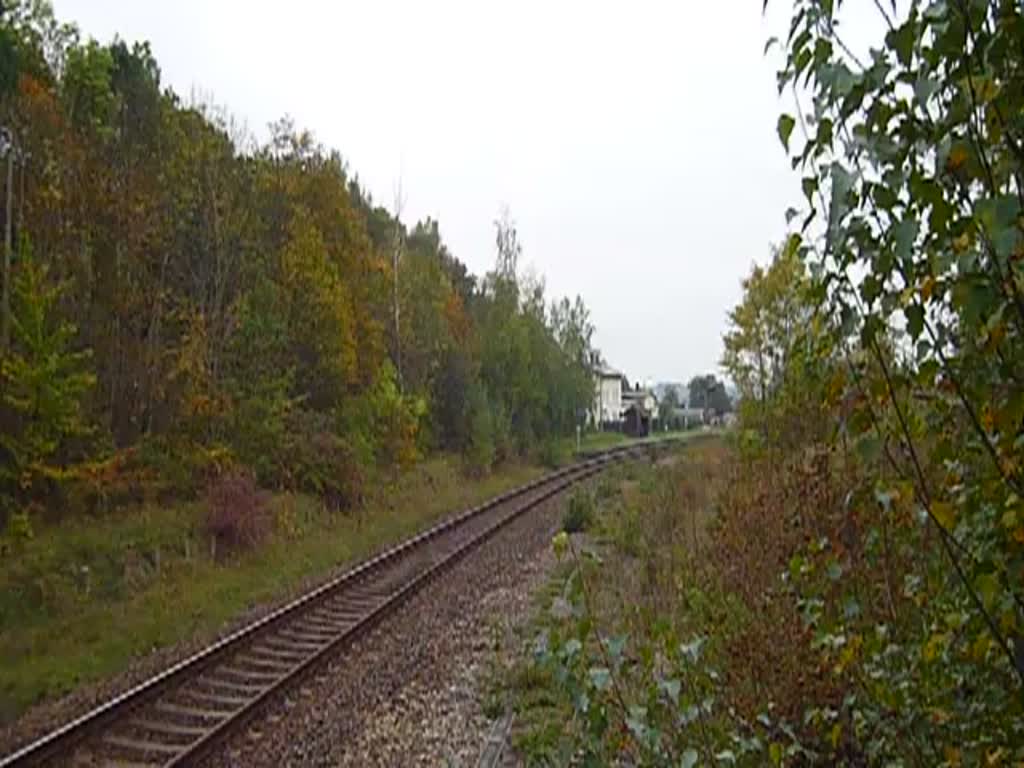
(591, 365, 624, 428)
(621, 383, 659, 437)
(667, 406, 706, 430)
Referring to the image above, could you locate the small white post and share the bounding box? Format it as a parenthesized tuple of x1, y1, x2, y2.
(576, 424, 581, 453)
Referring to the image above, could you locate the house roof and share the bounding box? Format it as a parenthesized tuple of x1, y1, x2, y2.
(623, 388, 657, 401)
(594, 365, 623, 379)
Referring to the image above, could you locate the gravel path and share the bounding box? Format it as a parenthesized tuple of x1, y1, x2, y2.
(201, 483, 579, 768)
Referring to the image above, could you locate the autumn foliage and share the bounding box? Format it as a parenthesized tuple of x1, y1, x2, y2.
(0, 3, 597, 536)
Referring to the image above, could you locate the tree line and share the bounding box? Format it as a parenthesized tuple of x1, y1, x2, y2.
(0, 2, 596, 535)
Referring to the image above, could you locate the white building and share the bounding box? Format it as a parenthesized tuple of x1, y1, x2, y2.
(591, 365, 623, 427)
(622, 386, 658, 418)
(621, 385, 659, 435)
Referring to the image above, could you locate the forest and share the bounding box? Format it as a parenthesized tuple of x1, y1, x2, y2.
(0, 2, 598, 541)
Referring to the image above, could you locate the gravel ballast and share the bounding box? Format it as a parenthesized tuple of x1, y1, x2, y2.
(201, 482, 582, 768)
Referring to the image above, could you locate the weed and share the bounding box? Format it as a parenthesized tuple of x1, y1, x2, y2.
(203, 472, 271, 557)
(561, 488, 594, 533)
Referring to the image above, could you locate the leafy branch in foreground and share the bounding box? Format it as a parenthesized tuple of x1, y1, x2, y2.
(742, 0, 1024, 761)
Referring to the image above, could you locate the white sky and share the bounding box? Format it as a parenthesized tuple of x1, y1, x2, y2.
(51, 0, 841, 385)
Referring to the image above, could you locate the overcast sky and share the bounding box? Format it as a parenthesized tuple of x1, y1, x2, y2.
(54, 0, 817, 385)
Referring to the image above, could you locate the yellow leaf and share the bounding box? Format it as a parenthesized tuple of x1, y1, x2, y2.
(970, 633, 991, 661)
(945, 745, 962, 767)
(931, 501, 957, 531)
(929, 707, 952, 725)
(999, 607, 1018, 634)
(985, 747, 1005, 765)
(921, 275, 936, 300)
(829, 722, 842, 748)
(923, 633, 946, 663)
(982, 405, 995, 432)
(552, 531, 569, 558)
(948, 144, 970, 172)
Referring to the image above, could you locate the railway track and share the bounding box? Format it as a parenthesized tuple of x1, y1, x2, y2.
(2, 441, 671, 767)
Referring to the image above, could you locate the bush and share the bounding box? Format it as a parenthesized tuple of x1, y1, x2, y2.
(595, 475, 618, 502)
(464, 385, 496, 477)
(536, 439, 569, 469)
(204, 472, 271, 558)
(562, 488, 594, 534)
(283, 409, 365, 512)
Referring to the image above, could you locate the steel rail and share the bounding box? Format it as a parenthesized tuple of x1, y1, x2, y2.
(1, 439, 672, 767)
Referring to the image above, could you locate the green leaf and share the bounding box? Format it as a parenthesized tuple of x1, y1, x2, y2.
(782, 232, 802, 261)
(976, 572, 1001, 610)
(680, 636, 706, 663)
(905, 304, 924, 339)
(931, 501, 957, 531)
(588, 666, 611, 691)
(802, 176, 818, 205)
(894, 217, 918, 264)
(550, 596, 572, 619)
(914, 74, 940, 106)
(886, 20, 915, 66)
(844, 597, 861, 619)
(860, 274, 882, 304)
(829, 163, 853, 230)
(777, 114, 796, 152)
(606, 634, 628, 664)
(855, 434, 882, 463)
(658, 677, 681, 704)
(626, 706, 648, 740)
(681, 748, 700, 768)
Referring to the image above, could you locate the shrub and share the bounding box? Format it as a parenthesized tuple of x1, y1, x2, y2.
(594, 475, 618, 502)
(536, 439, 569, 469)
(284, 409, 365, 512)
(464, 385, 496, 477)
(562, 488, 594, 534)
(204, 472, 271, 558)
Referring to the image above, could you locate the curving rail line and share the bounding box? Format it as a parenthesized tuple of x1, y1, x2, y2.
(1, 440, 672, 767)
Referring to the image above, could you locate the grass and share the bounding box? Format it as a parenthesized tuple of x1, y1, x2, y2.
(492, 438, 737, 763)
(570, 426, 717, 456)
(0, 456, 544, 725)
